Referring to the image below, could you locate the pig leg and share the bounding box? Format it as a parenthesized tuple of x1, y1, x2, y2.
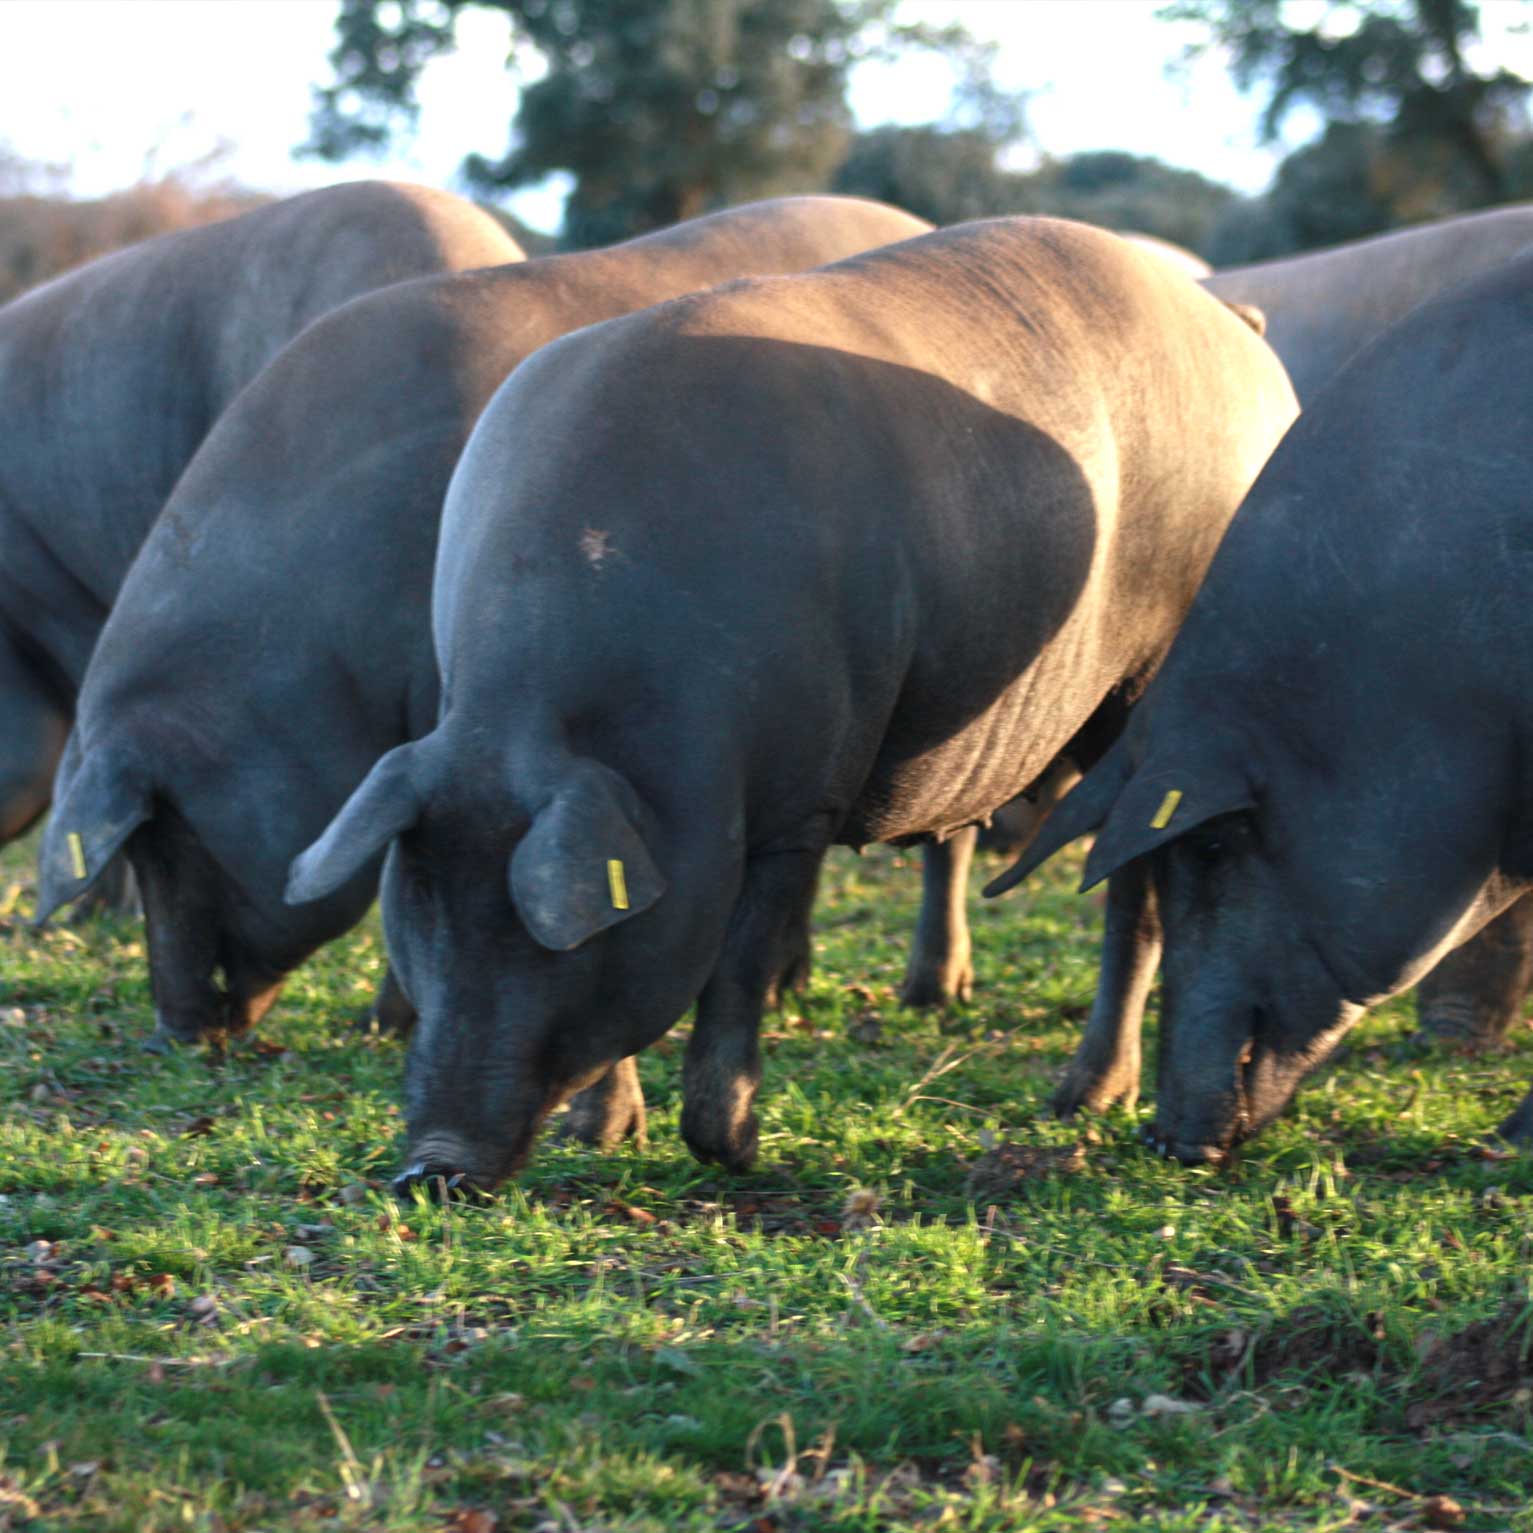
(569, 857, 820, 1154)
(560, 1055, 648, 1149)
(1494, 1083, 1533, 1144)
(69, 856, 141, 923)
(764, 860, 820, 1010)
(357, 964, 417, 1035)
(134, 818, 283, 1047)
(1052, 860, 1159, 1116)
(900, 828, 976, 1007)
(682, 847, 826, 1172)
(1415, 893, 1533, 1049)
(0, 648, 66, 848)
(0, 658, 139, 922)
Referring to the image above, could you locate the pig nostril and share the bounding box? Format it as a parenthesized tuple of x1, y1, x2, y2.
(391, 1163, 494, 1203)
(391, 1161, 436, 1199)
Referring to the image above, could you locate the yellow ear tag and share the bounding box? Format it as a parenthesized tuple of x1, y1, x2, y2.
(607, 858, 629, 911)
(1149, 789, 1183, 831)
(67, 832, 88, 881)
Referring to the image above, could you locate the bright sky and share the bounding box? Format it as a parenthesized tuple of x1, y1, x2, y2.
(2, 1, 1530, 231)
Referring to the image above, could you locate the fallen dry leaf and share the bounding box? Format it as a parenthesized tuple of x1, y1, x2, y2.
(1423, 1494, 1466, 1529)
(605, 1200, 657, 1226)
(446, 1509, 499, 1533)
(841, 1187, 881, 1231)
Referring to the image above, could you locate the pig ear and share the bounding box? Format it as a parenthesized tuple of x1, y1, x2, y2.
(1221, 300, 1267, 337)
(286, 744, 423, 906)
(34, 742, 150, 926)
(510, 764, 666, 951)
(1077, 755, 1256, 892)
(983, 748, 1131, 900)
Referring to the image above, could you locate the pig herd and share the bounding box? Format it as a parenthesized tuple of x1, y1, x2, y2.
(5, 180, 1533, 1194)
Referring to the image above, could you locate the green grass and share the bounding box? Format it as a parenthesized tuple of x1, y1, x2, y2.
(3, 832, 1532, 1531)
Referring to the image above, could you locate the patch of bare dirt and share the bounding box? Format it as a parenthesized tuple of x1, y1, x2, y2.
(1248, 1306, 1386, 1385)
(1409, 1302, 1533, 1430)
(963, 1141, 1088, 1201)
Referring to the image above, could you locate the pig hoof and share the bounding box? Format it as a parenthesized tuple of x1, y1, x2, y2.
(765, 953, 812, 1012)
(1491, 1096, 1533, 1146)
(681, 1111, 759, 1174)
(1139, 1126, 1228, 1166)
(898, 963, 975, 1009)
(141, 1027, 180, 1055)
(558, 1095, 649, 1151)
(1415, 1010, 1514, 1053)
(350, 1006, 413, 1037)
(1052, 1065, 1139, 1118)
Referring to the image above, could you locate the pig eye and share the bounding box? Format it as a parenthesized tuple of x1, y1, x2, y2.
(1181, 813, 1254, 865)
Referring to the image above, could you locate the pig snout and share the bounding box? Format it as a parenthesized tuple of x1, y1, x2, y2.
(1148, 1024, 1257, 1168)
(1139, 1124, 1234, 1166)
(391, 1134, 505, 1201)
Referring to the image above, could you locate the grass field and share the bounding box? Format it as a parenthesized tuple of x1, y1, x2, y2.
(2, 829, 1532, 1532)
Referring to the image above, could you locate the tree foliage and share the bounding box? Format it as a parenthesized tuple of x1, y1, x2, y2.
(311, 0, 997, 246)
(1171, 0, 1533, 254)
(831, 125, 1024, 226)
(1018, 150, 1238, 253)
(833, 135, 1236, 253)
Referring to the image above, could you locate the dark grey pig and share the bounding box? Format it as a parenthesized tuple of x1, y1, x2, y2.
(1209, 209, 1533, 1054)
(285, 216, 1296, 1193)
(0, 180, 520, 884)
(33, 197, 931, 1080)
(988, 247, 1533, 1161)
(1204, 203, 1533, 404)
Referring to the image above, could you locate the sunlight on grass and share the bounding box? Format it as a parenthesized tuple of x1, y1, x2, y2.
(3, 831, 1532, 1531)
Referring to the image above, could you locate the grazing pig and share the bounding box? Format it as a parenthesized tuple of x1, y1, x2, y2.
(0, 180, 521, 898)
(900, 230, 1213, 1010)
(33, 197, 932, 1066)
(1209, 206, 1533, 1047)
(284, 216, 1296, 1193)
(988, 248, 1533, 1160)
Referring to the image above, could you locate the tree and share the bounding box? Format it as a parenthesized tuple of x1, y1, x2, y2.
(1014, 151, 1238, 254)
(834, 136, 1238, 252)
(310, 0, 987, 247)
(832, 125, 1028, 226)
(1167, 0, 1533, 222)
(1207, 121, 1399, 261)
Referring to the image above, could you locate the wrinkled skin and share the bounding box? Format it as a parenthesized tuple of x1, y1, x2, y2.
(2, 180, 521, 913)
(1205, 206, 1533, 1054)
(34, 197, 932, 1062)
(286, 217, 1296, 1193)
(898, 231, 1224, 1013)
(991, 248, 1533, 1160)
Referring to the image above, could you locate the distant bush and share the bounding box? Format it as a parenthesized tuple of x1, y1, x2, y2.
(834, 133, 1238, 256)
(0, 175, 268, 305)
